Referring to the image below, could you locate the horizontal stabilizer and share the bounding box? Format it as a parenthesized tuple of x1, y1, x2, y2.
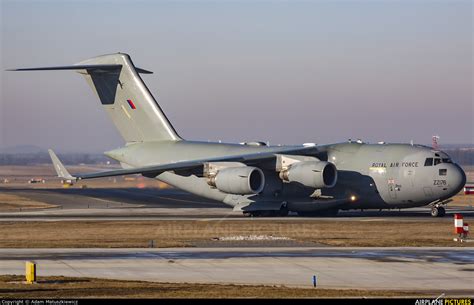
(7, 65, 153, 74)
(7, 53, 167, 143)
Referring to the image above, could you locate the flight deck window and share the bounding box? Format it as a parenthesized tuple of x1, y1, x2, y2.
(439, 169, 447, 176)
(442, 158, 452, 163)
(434, 158, 441, 165)
(424, 158, 433, 166)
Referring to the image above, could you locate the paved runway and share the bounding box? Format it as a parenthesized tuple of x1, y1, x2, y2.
(1, 187, 473, 220)
(1, 187, 225, 209)
(1, 247, 473, 293)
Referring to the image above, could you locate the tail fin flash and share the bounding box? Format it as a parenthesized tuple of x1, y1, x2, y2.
(10, 53, 181, 143)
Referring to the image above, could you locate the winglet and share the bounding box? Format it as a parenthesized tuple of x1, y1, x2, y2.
(48, 149, 77, 181)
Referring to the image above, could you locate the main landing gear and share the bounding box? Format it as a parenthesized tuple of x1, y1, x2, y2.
(242, 206, 289, 217)
(297, 208, 339, 217)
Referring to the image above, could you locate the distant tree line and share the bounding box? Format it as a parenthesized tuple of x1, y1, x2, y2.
(443, 149, 474, 166)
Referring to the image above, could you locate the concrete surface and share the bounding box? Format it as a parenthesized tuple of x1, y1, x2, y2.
(0, 247, 472, 292)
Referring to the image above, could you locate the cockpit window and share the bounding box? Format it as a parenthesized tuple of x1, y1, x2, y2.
(434, 158, 442, 165)
(424, 158, 433, 166)
(442, 158, 452, 163)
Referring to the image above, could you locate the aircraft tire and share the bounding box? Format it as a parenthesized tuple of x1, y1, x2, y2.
(278, 206, 289, 217)
(431, 206, 446, 217)
(297, 209, 339, 217)
(250, 211, 262, 217)
(321, 208, 339, 217)
(242, 208, 289, 217)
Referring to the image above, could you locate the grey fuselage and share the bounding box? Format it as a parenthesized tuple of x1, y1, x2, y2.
(105, 140, 466, 212)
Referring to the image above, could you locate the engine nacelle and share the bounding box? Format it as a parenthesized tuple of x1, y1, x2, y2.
(280, 161, 337, 188)
(207, 166, 265, 195)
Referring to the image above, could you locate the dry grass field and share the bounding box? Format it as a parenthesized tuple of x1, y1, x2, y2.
(0, 219, 471, 248)
(450, 194, 473, 207)
(463, 165, 474, 182)
(0, 193, 57, 211)
(0, 275, 450, 298)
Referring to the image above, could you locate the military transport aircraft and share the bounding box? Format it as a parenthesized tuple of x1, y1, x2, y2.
(9, 53, 466, 217)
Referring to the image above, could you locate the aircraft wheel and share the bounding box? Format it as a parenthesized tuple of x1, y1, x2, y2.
(297, 212, 310, 217)
(298, 209, 339, 217)
(242, 211, 261, 217)
(262, 210, 279, 217)
(321, 208, 339, 217)
(278, 206, 289, 217)
(431, 206, 446, 217)
(298, 211, 323, 217)
(244, 210, 288, 217)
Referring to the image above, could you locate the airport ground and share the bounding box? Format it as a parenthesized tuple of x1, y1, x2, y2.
(0, 275, 448, 298)
(0, 218, 473, 248)
(0, 165, 473, 298)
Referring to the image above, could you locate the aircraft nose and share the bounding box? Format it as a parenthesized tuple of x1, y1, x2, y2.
(449, 164, 466, 196)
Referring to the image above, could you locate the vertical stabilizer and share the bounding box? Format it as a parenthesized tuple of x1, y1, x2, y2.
(76, 53, 181, 143)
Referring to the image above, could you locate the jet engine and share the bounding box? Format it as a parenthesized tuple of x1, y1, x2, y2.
(279, 161, 337, 188)
(207, 166, 265, 195)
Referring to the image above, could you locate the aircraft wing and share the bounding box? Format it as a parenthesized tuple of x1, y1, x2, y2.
(48, 145, 319, 181)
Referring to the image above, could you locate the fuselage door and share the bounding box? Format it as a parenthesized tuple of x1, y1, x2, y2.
(386, 164, 399, 200)
(423, 187, 433, 197)
(404, 169, 416, 187)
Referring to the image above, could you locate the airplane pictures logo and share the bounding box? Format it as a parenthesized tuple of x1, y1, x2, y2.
(415, 298, 472, 305)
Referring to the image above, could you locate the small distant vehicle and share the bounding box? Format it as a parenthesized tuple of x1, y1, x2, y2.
(28, 178, 45, 184)
(10, 53, 466, 217)
(61, 179, 74, 186)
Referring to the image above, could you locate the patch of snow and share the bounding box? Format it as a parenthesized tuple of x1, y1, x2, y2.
(214, 235, 291, 241)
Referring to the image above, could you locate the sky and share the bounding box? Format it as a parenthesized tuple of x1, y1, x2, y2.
(1, 0, 472, 153)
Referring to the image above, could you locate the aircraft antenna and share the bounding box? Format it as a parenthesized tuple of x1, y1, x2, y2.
(432, 135, 440, 150)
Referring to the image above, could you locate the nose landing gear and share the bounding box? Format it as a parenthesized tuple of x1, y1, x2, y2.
(430, 206, 446, 217)
(429, 199, 451, 217)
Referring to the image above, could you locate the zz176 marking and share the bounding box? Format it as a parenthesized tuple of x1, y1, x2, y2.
(433, 180, 447, 186)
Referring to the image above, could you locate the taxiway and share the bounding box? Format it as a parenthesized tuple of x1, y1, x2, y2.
(1, 247, 472, 294)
